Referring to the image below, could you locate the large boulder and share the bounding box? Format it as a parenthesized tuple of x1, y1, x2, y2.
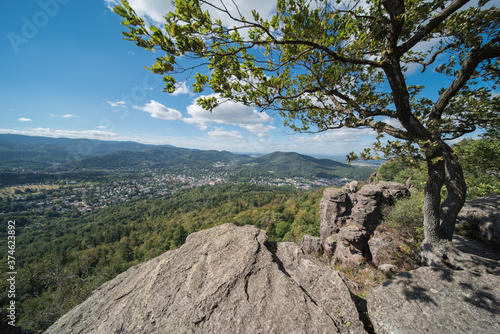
(46, 224, 365, 334)
(376, 181, 411, 204)
(367, 225, 410, 267)
(316, 182, 409, 264)
(275, 242, 365, 334)
(300, 234, 323, 255)
(334, 225, 369, 263)
(365, 267, 500, 334)
(319, 188, 352, 245)
(351, 185, 384, 233)
(458, 195, 500, 247)
(452, 235, 500, 276)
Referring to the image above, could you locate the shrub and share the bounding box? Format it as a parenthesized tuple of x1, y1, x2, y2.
(382, 190, 424, 239)
(376, 159, 427, 190)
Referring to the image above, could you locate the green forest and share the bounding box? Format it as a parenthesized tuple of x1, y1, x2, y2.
(1, 137, 498, 331)
(1, 184, 323, 330)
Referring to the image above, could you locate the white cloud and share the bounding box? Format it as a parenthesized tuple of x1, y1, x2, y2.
(104, 0, 276, 26)
(133, 93, 276, 137)
(0, 128, 118, 139)
(381, 117, 404, 130)
(200, 0, 276, 29)
(207, 127, 246, 142)
(289, 126, 427, 155)
(50, 113, 77, 118)
(18, 118, 32, 122)
(293, 128, 377, 149)
(105, 0, 174, 23)
(184, 94, 273, 133)
(171, 82, 190, 96)
(134, 100, 183, 121)
(134, 96, 275, 137)
(107, 101, 128, 107)
(241, 124, 276, 137)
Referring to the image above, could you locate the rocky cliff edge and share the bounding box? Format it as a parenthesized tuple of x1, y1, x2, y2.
(46, 223, 365, 334)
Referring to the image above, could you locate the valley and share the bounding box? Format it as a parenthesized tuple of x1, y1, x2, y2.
(0, 134, 375, 215)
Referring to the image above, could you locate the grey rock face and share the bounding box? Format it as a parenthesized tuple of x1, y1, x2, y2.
(275, 242, 366, 334)
(350, 185, 384, 233)
(335, 225, 369, 263)
(376, 181, 411, 204)
(368, 226, 410, 266)
(377, 264, 397, 273)
(479, 213, 500, 246)
(300, 234, 323, 255)
(452, 235, 500, 276)
(343, 180, 359, 193)
(46, 224, 365, 334)
(319, 188, 353, 245)
(458, 195, 500, 247)
(365, 266, 500, 334)
(315, 182, 409, 263)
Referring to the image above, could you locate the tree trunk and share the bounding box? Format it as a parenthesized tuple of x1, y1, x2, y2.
(440, 143, 467, 239)
(420, 142, 467, 267)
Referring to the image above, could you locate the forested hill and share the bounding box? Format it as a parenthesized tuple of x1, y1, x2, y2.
(248, 152, 363, 179)
(0, 184, 323, 330)
(0, 134, 160, 169)
(69, 146, 245, 170)
(0, 134, 376, 183)
(70, 149, 368, 178)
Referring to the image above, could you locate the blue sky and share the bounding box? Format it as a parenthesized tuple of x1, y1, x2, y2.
(1, 0, 493, 157)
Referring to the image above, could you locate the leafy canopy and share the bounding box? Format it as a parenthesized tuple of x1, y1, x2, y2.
(454, 136, 500, 197)
(114, 0, 500, 160)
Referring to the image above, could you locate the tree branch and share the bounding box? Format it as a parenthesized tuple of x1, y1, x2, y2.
(419, 41, 461, 72)
(429, 44, 500, 124)
(201, 0, 383, 68)
(354, 119, 413, 140)
(397, 0, 470, 56)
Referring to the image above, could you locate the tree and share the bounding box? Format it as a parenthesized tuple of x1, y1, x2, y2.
(454, 136, 500, 197)
(454, 137, 500, 178)
(114, 0, 500, 267)
(172, 224, 188, 248)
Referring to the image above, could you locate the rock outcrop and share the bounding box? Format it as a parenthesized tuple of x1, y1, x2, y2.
(452, 235, 500, 276)
(46, 224, 365, 334)
(458, 194, 500, 247)
(367, 225, 411, 267)
(365, 266, 500, 334)
(300, 234, 322, 255)
(311, 182, 410, 263)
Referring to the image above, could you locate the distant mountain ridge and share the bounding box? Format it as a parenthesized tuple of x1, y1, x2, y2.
(71, 146, 247, 170)
(247, 152, 361, 179)
(0, 134, 162, 169)
(0, 134, 375, 182)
